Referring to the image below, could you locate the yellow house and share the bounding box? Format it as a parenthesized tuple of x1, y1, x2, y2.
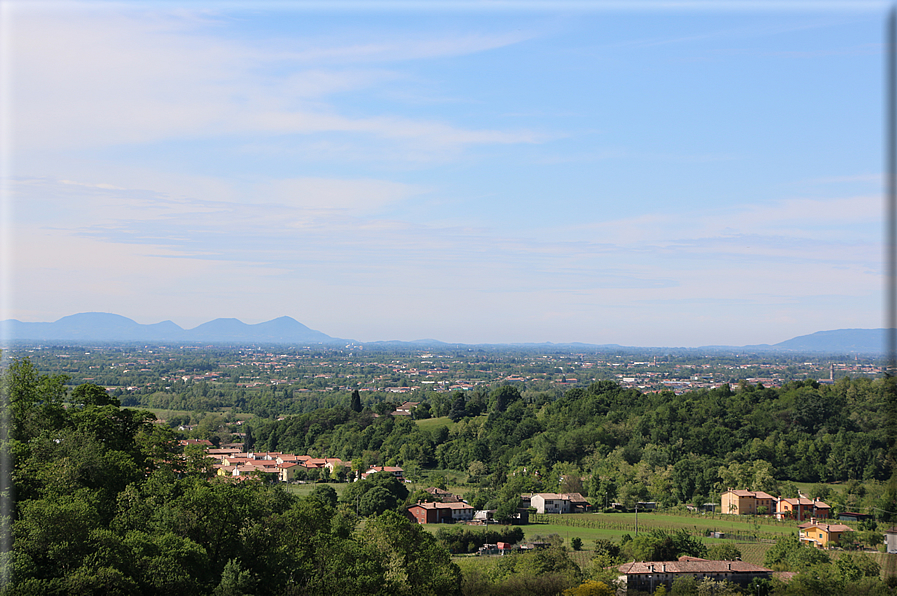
(798, 521, 854, 548)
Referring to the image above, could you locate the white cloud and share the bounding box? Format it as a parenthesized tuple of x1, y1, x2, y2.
(262, 177, 427, 211)
(572, 194, 879, 248)
(7, 5, 540, 153)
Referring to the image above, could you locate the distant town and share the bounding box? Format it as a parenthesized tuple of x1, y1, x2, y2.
(3, 343, 883, 407)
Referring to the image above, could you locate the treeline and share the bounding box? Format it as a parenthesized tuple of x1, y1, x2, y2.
(435, 526, 526, 554)
(249, 377, 893, 511)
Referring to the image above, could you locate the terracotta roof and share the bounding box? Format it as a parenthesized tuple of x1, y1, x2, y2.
(179, 439, 213, 446)
(276, 454, 303, 462)
(800, 523, 853, 533)
(618, 558, 772, 575)
(409, 502, 473, 510)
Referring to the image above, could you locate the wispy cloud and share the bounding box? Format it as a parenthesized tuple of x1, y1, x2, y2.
(9, 7, 541, 154)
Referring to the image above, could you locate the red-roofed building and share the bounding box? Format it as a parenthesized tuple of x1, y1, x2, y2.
(405, 501, 474, 524)
(360, 466, 404, 480)
(179, 439, 213, 448)
(527, 493, 589, 514)
(721, 489, 776, 515)
(777, 498, 830, 521)
(798, 520, 854, 548)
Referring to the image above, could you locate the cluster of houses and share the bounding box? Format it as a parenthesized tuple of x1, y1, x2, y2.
(207, 447, 350, 482)
(722, 488, 886, 550)
(403, 491, 592, 526)
(196, 442, 404, 484)
(720, 489, 831, 521)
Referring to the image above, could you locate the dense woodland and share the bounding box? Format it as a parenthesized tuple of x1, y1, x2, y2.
(249, 377, 895, 514)
(1, 358, 463, 595)
(3, 353, 897, 595)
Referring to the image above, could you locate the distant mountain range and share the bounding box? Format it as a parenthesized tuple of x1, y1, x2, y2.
(0, 313, 888, 354)
(0, 313, 335, 344)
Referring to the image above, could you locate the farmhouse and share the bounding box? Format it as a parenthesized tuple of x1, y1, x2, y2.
(405, 501, 474, 524)
(526, 493, 590, 514)
(617, 557, 773, 592)
(777, 497, 830, 521)
(720, 489, 830, 521)
(360, 466, 405, 481)
(720, 489, 776, 515)
(799, 520, 854, 548)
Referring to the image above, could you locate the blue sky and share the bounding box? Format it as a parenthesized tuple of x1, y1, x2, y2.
(0, 0, 887, 346)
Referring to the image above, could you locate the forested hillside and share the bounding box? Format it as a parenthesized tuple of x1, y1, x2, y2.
(1, 358, 462, 595)
(4, 354, 897, 595)
(250, 378, 893, 510)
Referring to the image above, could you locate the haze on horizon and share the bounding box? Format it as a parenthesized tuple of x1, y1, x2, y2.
(0, 1, 886, 347)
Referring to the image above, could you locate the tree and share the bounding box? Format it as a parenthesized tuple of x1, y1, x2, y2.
(213, 558, 256, 596)
(563, 580, 614, 596)
(358, 510, 462, 596)
(309, 484, 339, 508)
(491, 385, 522, 413)
(467, 460, 488, 484)
(835, 551, 880, 582)
(623, 530, 707, 562)
(707, 543, 742, 561)
(350, 389, 362, 413)
(448, 393, 467, 422)
(764, 534, 830, 571)
(495, 496, 521, 524)
(570, 537, 583, 551)
(358, 486, 396, 517)
(71, 382, 120, 407)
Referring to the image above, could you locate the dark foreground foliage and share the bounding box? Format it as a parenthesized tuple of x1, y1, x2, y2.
(0, 358, 461, 596)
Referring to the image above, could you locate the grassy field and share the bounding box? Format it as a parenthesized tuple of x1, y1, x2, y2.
(414, 416, 454, 430)
(527, 512, 806, 541)
(430, 511, 810, 570)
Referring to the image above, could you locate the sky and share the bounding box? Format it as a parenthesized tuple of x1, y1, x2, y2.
(0, 0, 889, 346)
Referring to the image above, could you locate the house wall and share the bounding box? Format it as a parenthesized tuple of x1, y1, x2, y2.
(886, 533, 897, 554)
(626, 571, 771, 592)
(721, 493, 754, 515)
(532, 495, 570, 514)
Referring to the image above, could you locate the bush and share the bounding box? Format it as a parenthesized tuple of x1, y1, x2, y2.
(571, 537, 583, 551)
